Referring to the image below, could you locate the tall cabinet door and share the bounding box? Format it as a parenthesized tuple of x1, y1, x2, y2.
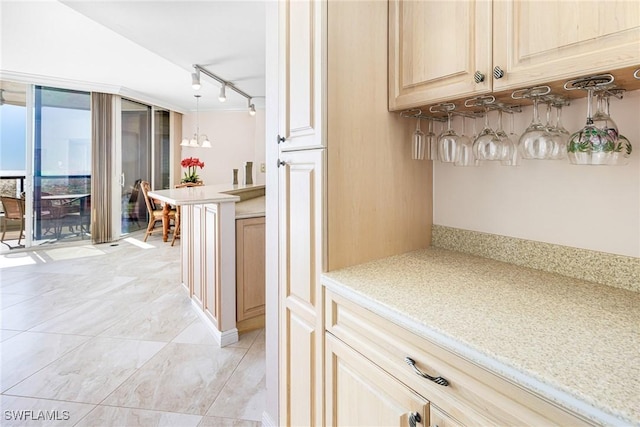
(493, 0, 640, 91)
(388, 0, 492, 111)
(278, 148, 325, 427)
(278, 0, 326, 151)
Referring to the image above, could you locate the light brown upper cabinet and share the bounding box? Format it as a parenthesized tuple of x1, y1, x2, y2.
(389, 0, 640, 111)
(493, 0, 640, 91)
(388, 0, 492, 110)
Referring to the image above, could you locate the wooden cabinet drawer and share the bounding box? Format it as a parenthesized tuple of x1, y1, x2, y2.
(325, 289, 594, 426)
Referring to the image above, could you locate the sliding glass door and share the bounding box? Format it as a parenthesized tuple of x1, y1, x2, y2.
(120, 99, 151, 235)
(33, 86, 91, 243)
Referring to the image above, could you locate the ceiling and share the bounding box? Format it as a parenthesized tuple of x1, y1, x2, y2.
(0, 0, 266, 113)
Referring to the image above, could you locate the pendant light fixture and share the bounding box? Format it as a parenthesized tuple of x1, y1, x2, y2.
(248, 98, 256, 116)
(181, 94, 211, 148)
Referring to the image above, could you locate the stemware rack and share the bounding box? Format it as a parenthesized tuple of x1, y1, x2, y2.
(398, 71, 636, 166)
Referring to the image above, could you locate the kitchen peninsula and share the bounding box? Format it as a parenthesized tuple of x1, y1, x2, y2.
(148, 183, 265, 346)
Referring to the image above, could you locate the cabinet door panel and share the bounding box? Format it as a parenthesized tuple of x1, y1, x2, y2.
(203, 205, 218, 324)
(279, 149, 324, 427)
(191, 204, 204, 308)
(493, 0, 640, 90)
(389, 0, 492, 110)
(279, 0, 325, 150)
(236, 217, 266, 322)
(326, 334, 429, 427)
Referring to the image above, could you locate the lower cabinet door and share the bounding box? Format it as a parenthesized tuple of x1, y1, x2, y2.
(326, 333, 429, 427)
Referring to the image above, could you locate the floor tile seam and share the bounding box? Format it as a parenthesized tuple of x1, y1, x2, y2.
(0, 391, 101, 407)
(87, 402, 209, 418)
(92, 340, 172, 409)
(0, 392, 98, 408)
(201, 348, 253, 417)
(25, 300, 150, 337)
(3, 301, 95, 339)
(0, 334, 96, 394)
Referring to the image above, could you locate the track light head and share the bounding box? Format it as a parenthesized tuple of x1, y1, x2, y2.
(218, 84, 227, 102)
(191, 70, 201, 90)
(248, 100, 256, 116)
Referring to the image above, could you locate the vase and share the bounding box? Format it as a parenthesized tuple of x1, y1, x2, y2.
(244, 161, 253, 185)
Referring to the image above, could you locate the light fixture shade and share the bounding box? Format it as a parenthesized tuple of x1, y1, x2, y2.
(191, 72, 201, 90)
(218, 84, 226, 102)
(180, 138, 190, 146)
(249, 104, 256, 116)
(201, 137, 212, 148)
(189, 136, 199, 147)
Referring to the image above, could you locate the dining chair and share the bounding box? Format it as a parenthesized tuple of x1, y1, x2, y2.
(1, 196, 25, 248)
(171, 181, 204, 246)
(140, 180, 176, 242)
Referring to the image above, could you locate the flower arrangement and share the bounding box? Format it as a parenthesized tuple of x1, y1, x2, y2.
(181, 157, 205, 183)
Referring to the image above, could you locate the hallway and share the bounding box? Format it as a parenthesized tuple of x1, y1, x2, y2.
(0, 231, 265, 426)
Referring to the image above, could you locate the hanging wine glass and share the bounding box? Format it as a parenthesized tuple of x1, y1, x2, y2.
(501, 111, 520, 166)
(548, 102, 569, 160)
(473, 108, 502, 161)
(567, 86, 615, 165)
(411, 118, 425, 160)
(592, 90, 632, 166)
(494, 110, 516, 166)
(438, 112, 460, 163)
(454, 115, 475, 167)
(518, 95, 553, 159)
(425, 119, 438, 161)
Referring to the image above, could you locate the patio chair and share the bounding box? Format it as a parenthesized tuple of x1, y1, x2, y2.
(1, 196, 25, 248)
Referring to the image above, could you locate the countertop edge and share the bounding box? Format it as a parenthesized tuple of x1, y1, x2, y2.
(321, 274, 627, 426)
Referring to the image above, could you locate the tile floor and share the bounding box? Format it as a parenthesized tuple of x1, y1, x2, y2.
(0, 230, 265, 426)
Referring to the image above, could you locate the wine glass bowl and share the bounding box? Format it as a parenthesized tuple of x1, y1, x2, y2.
(518, 97, 553, 160)
(438, 113, 460, 163)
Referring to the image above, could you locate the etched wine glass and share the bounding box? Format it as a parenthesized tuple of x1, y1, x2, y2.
(591, 91, 632, 165)
(567, 87, 615, 165)
(411, 118, 425, 160)
(518, 96, 553, 159)
(438, 112, 460, 163)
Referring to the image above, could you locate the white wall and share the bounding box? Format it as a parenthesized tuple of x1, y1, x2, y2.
(434, 89, 640, 258)
(180, 109, 266, 186)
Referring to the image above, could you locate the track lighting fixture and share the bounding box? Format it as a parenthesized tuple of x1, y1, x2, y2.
(191, 69, 201, 90)
(190, 65, 261, 115)
(181, 95, 211, 148)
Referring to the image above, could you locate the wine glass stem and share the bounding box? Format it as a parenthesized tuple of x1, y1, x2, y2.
(447, 113, 452, 131)
(461, 116, 466, 135)
(509, 111, 515, 134)
(483, 107, 490, 128)
(497, 110, 503, 131)
(586, 89, 594, 124)
(557, 105, 563, 128)
(532, 98, 540, 124)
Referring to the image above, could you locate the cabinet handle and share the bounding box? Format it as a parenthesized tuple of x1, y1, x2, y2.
(493, 66, 505, 79)
(409, 411, 421, 427)
(277, 134, 286, 144)
(277, 159, 286, 168)
(404, 357, 449, 386)
(473, 71, 485, 83)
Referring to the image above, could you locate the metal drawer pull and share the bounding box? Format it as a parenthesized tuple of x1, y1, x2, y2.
(404, 357, 449, 386)
(409, 411, 421, 427)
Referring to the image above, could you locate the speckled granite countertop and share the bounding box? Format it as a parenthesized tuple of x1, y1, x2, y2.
(322, 247, 640, 426)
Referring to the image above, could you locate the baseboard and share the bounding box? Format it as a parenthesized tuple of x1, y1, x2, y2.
(192, 301, 239, 347)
